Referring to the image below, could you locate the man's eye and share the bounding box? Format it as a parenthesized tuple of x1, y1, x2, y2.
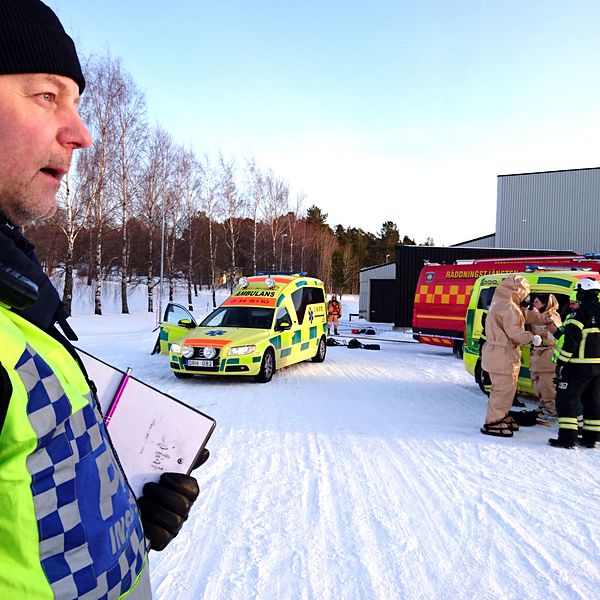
(40, 92, 56, 102)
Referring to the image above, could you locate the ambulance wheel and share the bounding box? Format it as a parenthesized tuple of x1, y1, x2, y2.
(312, 335, 327, 362)
(174, 371, 193, 379)
(255, 348, 275, 383)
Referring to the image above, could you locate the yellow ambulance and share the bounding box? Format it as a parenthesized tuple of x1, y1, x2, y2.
(463, 269, 600, 395)
(159, 273, 328, 382)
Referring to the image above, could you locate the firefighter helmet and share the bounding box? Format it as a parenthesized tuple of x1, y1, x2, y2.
(576, 278, 600, 292)
(575, 278, 600, 303)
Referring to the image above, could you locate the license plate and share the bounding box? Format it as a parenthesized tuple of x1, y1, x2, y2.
(186, 359, 213, 367)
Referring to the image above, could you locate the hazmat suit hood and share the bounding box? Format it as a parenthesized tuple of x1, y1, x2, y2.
(490, 274, 530, 308)
(543, 293, 562, 327)
(545, 293, 559, 313)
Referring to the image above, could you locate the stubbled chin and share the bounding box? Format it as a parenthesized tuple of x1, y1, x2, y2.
(0, 174, 59, 225)
(10, 196, 57, 226)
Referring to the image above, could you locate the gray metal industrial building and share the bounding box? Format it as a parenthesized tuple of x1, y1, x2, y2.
(358, 166, 600, 324)
(495, 167, 600, 254)
(460, 167, 600, 253)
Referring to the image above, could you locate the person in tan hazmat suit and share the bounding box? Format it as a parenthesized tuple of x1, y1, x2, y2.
(481, 274, 542, 437)
(524, 293, 562, 417)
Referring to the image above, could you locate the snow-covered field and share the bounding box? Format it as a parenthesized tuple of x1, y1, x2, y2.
(69, 280, 600, 600)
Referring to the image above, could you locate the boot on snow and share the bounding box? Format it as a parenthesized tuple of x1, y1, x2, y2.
(548, 430, 578, 449)
(578, 430, 599, 449)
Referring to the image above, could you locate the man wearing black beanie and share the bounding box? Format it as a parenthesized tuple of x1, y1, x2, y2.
(0, 2, 206, 598)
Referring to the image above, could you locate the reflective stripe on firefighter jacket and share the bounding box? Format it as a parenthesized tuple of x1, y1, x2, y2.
(552, 311, 577, 363)
(0, 306, 147, 599)
(554, 308, 600, 365)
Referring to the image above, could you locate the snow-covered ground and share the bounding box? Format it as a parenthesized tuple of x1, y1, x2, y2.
(69, 280, 600, 600)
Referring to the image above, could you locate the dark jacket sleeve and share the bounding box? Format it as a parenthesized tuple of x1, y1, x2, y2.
(0, 361, 12, 435)
(558, 321, 583, 364)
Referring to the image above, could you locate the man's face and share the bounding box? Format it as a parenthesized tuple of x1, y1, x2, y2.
(570, 301, 580, 311)
(0, 73, 92, 226)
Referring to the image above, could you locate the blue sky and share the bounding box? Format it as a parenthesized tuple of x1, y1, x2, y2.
(49, 1, 600, 245)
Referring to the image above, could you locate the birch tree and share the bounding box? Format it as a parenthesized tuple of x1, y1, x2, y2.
(80, 55, 124, 315)
(138, 126, 173, 312)
(58, 160, 94, 314)
(164, 146, 191, 302)
(245, 158, 264, 275)
(262, 171, 289, 271)
(286, 192, 305, 272)
(218, 153, 245, 289)
(198, 157, 220, 307)
(114, 69, 147, 314)
(180, 150, 199, 310)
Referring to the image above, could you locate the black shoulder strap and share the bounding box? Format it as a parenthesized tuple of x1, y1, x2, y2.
(0, 218, 76, 339)
(0, 361, 12, 436)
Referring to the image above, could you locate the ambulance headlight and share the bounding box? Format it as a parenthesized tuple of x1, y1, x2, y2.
(182, 346, 195, 358)
(228, 345, 256, 355)
(203, 347, 217, 359)
(265, 277, 275, 289)
(170, 343, 181, 354)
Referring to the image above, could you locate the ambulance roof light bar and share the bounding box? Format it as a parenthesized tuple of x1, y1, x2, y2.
(524, 264, 593, 272)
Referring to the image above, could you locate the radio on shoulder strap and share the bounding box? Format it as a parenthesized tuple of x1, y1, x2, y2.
(0, 262, 39, 310)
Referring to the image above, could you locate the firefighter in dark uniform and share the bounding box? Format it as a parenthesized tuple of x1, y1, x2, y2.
(550, 278, 600, 448)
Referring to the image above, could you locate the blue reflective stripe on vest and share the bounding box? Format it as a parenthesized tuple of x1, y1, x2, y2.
(18, 343, 146, 599)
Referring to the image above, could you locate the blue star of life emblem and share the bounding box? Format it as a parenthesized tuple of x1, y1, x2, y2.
(308, 308, 314, 323)
(207, 329, 226, 336)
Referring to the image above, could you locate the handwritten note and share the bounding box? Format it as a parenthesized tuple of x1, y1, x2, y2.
(77, 349, 216, 497)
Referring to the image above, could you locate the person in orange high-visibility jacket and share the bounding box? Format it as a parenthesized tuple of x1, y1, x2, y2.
(327, 295, 342, 335)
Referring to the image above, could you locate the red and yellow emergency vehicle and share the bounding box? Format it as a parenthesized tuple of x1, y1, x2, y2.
(412, 255, 600, 355)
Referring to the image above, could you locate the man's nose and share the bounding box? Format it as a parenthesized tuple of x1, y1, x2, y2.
(58, 110, 93, 150)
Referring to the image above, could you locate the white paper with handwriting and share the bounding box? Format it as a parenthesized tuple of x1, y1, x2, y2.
(77, 348, 216, 498)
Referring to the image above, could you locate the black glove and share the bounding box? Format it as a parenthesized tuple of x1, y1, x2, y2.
(137, 449, 209, 551)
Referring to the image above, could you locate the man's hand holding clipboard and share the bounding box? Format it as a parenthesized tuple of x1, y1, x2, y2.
(76, 348, 216, 551)
(137, 450, 209, 550)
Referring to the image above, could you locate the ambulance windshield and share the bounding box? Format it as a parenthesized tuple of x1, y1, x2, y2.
(200, 306, 275, 329)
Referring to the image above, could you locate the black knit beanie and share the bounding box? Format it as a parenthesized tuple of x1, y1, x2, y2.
(0, 0, 85, 93)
